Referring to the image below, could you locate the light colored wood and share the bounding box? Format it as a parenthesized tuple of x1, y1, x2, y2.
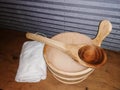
(26, 21, 110, 68)
(92, 20, 112, 46)
(26, 33, 93, 67)
(26, 32, 91, 67)
(48, 66, 94, 84)
(44, 32, 95, 84)
(26, 20, 112, 68)
(26, 33, 67, 52)
(44, 32, 93, 73)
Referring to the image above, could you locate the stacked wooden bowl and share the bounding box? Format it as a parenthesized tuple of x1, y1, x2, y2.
(43, 32, 95, 84)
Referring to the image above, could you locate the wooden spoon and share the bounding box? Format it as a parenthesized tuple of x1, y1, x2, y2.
(92, 20, 112, 46)
(26, 20, 112, 68)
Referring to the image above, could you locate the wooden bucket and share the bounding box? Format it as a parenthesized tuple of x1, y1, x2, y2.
(43, 32, 95, 84)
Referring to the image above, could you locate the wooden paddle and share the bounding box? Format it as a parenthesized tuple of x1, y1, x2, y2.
(26, 20, 112, 68)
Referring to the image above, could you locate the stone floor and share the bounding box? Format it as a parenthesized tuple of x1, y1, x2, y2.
(0, 30, 120, 90)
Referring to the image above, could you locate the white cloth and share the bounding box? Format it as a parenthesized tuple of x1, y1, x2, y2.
(15, 41, 47, 82)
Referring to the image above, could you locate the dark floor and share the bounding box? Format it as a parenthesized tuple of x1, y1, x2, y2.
(0, 30, 120, 90)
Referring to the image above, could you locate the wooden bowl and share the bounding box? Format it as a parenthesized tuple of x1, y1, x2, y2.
(43, 32, 95, 84)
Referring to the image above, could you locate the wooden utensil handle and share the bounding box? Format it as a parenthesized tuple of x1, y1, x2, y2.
(93, 20, 112, 46)
(26, 32, 67, 51)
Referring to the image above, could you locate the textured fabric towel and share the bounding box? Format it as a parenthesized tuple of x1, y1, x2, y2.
(15, 41, 47, 82)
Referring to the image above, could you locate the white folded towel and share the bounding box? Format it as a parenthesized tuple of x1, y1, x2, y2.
(15, 41, 47, 82)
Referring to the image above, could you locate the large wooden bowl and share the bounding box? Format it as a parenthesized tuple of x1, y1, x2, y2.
(43, 32, 95, 84)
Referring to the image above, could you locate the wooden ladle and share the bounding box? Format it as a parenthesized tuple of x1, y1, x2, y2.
(26, 20, 112, 68)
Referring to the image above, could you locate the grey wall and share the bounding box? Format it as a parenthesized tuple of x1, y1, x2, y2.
(0, 0, 120, 51)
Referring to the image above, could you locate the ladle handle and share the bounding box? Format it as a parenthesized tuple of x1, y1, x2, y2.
(26, 32, 67, 51)
(93, 20, 112, 46)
